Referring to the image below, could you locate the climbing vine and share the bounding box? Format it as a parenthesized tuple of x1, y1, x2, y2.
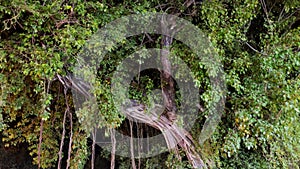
(0, 0, 299, 168)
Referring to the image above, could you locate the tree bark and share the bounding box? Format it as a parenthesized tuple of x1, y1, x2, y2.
(110, 129, 116, 169)
(160, 18, 177, 123)
(91, 128, 96, 169)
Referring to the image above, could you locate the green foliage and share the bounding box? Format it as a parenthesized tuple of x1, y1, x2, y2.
(0, 0, 108, 167)
(200, 0, 300, 168)
(0, 0, 299, 168)
(165, 151, 193, 169)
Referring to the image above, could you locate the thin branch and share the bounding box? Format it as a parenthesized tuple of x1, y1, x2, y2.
(138, 124, 142, 169)
(37, 119, 44, 169)
(66, 93, 73, 169)
(55, 9, 78, 29)
(183, 0, 195, 9)
(38, 79, 51, 169)
(145, 33, 154, 42)
(57, 105, 67, 169)
(91, 128, 96, 169)
(56, 19, 78, 29)
(56, 74, 91, 98)
(110, 129, 116, 169)
(279, 10, 298, 23)
(245, 42, 267, 56)
(278, 6, 286, 22)
(260, 0, 269, 22)
(154, 3, 169, 10)
(276, 109, 283, 120)
(129, 120, 136, 169)
(57, 80, 72, 169)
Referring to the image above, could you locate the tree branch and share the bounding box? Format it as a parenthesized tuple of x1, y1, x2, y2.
(110, 129, 116, 169)
(129, 120, 136, 169)
(37, 119, 44, 169)
(66, 92, 73, 169)
(57, 105, 67, 169)
(91, 128, 96, 169)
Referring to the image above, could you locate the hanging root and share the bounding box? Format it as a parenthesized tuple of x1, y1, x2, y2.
(124, 105, 206, 169)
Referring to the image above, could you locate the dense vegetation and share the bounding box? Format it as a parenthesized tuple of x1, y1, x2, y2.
(0, 0, 299, 168)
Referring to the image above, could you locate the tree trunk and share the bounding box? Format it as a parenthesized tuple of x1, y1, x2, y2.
(160, 18, 177, 123)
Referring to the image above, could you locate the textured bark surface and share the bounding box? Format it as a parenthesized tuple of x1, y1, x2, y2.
(160, 41, 177, 122)
(160, 17, 177, 123)
(123, 105, 206, 168)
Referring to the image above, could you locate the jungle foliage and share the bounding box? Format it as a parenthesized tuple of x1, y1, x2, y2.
(0, 0, 300, 168)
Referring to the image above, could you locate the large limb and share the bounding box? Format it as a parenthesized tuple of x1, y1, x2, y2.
(159, 0, 197, 123)
(160, 32, 177, 123)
